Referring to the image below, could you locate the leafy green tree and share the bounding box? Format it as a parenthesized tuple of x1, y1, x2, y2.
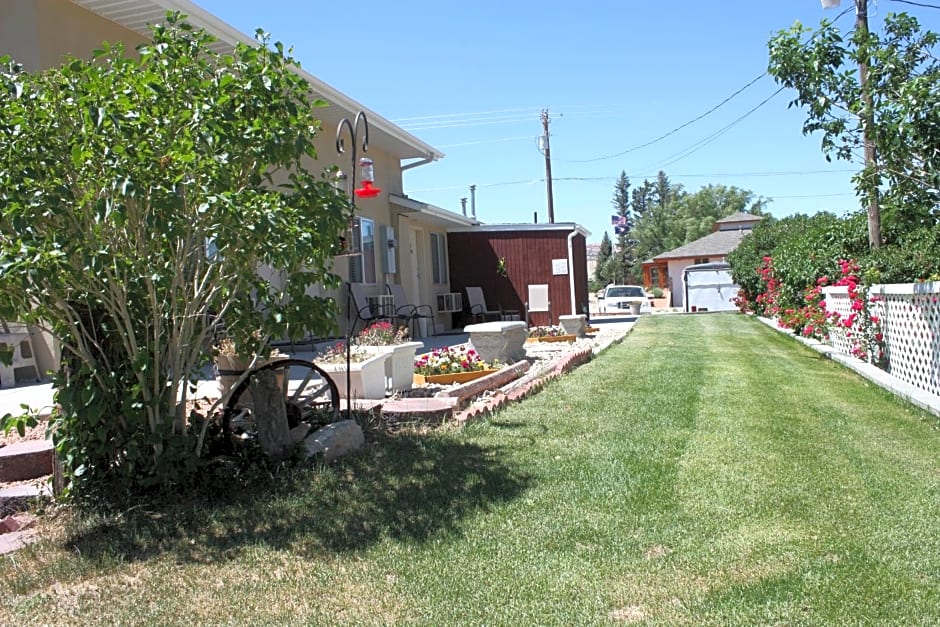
(0, 15, 349, 492)
(673, 184, 769, 243)
(769, 11, 940, 246)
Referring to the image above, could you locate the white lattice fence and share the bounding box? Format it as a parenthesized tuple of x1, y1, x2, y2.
(824, 282, 940, 397)
(822, 286, 854, 357)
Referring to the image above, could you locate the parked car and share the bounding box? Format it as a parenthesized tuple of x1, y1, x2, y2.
(600, 284, 651, 314)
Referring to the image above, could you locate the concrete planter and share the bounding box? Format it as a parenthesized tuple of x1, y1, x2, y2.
(361, 341, 423, 392)
(320, 352, 389, 400)
(558, 314, 587, 337)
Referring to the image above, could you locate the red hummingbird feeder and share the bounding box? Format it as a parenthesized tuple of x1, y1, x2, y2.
(354, 157, 381, 198)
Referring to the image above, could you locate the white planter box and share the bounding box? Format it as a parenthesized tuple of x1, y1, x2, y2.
(361, 341, 423, 392)
(320, 351, 389, 400)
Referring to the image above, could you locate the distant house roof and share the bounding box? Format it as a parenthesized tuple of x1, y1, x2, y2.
(649, 229, 751, 262)
(714, 211, 764, 230)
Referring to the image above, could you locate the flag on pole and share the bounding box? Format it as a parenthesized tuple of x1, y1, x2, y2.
(614, 224, 628, 235)
(610, 214, 626, 227)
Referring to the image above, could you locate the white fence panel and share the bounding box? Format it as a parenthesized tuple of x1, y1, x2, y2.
(822, 286, 854, 357)
(824, 282, 940, 397)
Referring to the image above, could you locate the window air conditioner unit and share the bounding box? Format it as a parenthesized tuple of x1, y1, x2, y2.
(436, 293, 463, 313)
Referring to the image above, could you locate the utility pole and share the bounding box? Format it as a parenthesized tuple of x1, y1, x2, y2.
(855, 0, 882, 248)
(540, 109, 555, 224)
(825, 0, 881, 247)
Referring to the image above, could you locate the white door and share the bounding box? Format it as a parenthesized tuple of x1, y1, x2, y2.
(408, 227, 428, 337)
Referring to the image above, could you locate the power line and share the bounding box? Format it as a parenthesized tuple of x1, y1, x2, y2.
(391, 106, 536, 123)
(401, 112, 539, 131)
(636, 87, 786, 172)
(435, 135, 532, 149)
(888, 0, 940, 9)
(407, 168, 857, 194)
(566, 73, 769, 163)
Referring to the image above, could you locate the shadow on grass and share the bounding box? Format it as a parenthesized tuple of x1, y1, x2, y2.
(61, 430, 530, 563)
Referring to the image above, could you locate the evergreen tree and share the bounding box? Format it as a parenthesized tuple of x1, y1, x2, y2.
(594, 231, 614, 286)
(610, 171, 633, 283)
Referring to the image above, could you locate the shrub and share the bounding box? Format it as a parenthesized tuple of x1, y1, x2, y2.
(0, 15, 349, 494)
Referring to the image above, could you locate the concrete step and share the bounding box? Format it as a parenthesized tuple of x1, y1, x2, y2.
(0, 480, 52, 516)
(0, 440, 55, 482)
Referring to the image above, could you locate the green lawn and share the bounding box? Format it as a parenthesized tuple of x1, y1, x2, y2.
(3, 313, 939, 625)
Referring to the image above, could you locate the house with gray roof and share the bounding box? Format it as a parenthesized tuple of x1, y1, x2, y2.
(641, 211, 764, 309)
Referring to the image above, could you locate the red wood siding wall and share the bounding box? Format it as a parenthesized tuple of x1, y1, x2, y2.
(447, 230, 589, 327)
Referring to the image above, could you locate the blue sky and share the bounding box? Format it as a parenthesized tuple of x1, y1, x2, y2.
(197, 0, 940, 244)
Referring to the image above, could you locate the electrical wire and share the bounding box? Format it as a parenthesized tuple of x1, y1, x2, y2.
(889, 0, 940, 9)
(565, 73, 769, 163)
(435, 135, 532, 149)
(561, 5, 856, 165)
(391, 106, 536, 123)
(635, 87, 786, 173)
(401, 112, 539, 131)
(407, 168, 857, 194)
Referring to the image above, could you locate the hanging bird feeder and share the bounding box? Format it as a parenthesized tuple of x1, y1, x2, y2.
(354, 157, 381, 198)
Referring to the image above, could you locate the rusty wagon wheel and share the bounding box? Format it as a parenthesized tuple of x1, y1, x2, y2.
(221, 358, 340, 445)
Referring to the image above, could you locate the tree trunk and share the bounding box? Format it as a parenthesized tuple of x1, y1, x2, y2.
(250, 369, 292, 460)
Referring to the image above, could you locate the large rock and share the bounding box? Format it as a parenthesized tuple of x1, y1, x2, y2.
(302, 420, 364, 461)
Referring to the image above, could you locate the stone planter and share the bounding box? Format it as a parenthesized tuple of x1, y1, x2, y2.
(320, 351, 389, 400)
(464, 321, 527, 363)
(361, 341, 423, 392)
(413, 368, 500, 386)
(558, 314, 587, 337)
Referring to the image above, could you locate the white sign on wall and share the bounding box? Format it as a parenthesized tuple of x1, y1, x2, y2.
(552, 258, 568, 275)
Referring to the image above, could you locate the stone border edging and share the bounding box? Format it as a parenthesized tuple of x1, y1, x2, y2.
(756, 316, 940, 418)
(434, 361, 531, 406)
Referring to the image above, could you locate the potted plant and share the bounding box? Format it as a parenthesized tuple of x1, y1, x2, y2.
(413, 345, 501, 385)
(316, 340, 389, 400)
(214, 336, 287, 401)
(354, 321, 423, 392)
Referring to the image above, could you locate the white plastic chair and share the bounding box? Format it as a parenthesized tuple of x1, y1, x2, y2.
(525, 284, 551, 327)
(464, 287, 502, 322)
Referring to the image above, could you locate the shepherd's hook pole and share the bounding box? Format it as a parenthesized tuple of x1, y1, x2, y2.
(336, 111, 370, 420)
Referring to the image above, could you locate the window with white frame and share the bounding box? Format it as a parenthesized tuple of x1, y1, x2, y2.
(348, 217, 376, 284)
(430, 232, 448, 284)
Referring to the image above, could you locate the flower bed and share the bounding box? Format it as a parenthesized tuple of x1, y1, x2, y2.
(413, 369, 500, 386)
(413, 345, 500, 385)
(533, 334, 576, 343)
